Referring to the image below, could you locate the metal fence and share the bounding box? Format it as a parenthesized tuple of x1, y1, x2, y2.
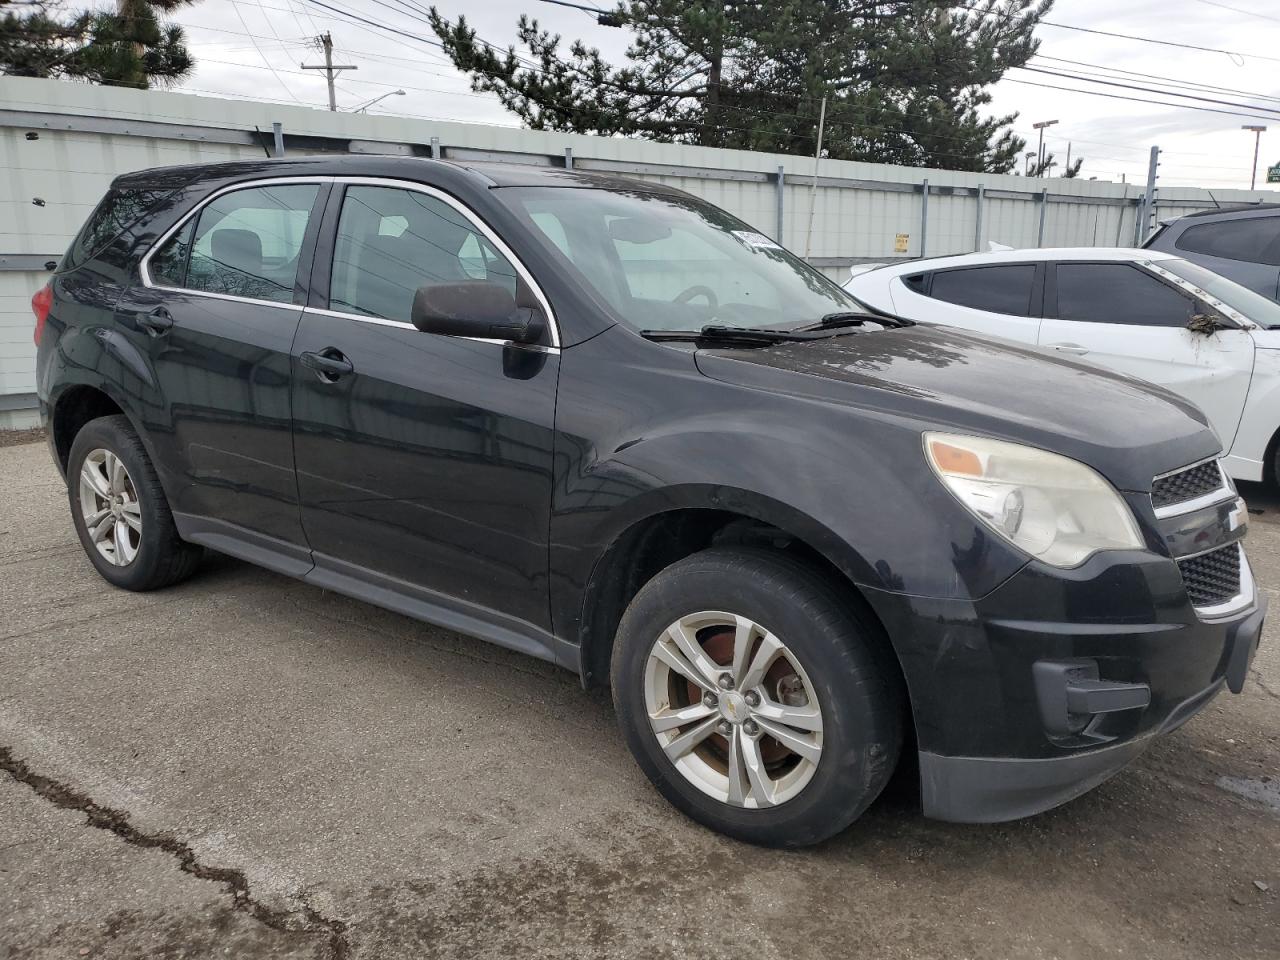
(2, 75, 1276, 425)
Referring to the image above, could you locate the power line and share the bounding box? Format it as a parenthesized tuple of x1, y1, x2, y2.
(1192, 0, 1280, 23)
(1031, 55, 1280, 107)
(231, 1, 306, 104)
(1013, 66, 1280, 119)
(955, 2, 1280, 65)
(1006, 77, 1280, 123)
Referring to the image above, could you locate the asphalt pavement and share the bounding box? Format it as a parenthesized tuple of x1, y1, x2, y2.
(1, 438, 1277, 960)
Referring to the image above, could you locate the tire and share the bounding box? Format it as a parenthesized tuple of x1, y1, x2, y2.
(67, 414, 202, 591)
(611, 546, 904, 848)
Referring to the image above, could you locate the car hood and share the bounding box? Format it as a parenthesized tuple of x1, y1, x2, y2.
(694, 324, 1220, 493)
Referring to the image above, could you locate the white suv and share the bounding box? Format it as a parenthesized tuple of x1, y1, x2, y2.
(845, 247, 1280, 482)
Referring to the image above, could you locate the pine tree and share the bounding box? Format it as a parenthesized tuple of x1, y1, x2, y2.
(428, 1, 1051, 174)
(1, 0, 197, 89)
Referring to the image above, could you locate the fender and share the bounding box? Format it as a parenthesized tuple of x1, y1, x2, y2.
(1224, 343, 1280, 481)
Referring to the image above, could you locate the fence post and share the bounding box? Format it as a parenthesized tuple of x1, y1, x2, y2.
(430, 136, 440, 159)
(564, 147, 573, 169)
(775, 165, 785, 242)
(1137, 145, 1160, 244)
(919, 179, 929, 258)
(1037, 189, 1048, 247)
(271, 122, 284, 158)
(974, 183, 984, 251)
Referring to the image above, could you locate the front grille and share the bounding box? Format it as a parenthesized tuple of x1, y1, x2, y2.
(1177, 543, 1242, 607)
(1152, 460, 1225, 511)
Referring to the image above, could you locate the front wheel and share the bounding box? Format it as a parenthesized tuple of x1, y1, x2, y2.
(611, 547, 903, 847)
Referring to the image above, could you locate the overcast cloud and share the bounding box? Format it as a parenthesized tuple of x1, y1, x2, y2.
(161, 0, 1280, 191)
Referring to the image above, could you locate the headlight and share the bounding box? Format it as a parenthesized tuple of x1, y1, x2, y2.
(924, 433, 1144, 568)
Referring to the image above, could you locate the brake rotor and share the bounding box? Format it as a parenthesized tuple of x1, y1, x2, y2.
(687, 626, 798, 765)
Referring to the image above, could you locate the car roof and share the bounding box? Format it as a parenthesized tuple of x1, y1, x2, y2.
(111, 154, 684, 196)
(1177, 202, 1280, 220)
(861, 247, 1180, 276)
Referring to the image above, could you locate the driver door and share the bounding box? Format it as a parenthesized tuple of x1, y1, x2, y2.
(1038, 261, 1255, 450)
(290, 181, 560, 634)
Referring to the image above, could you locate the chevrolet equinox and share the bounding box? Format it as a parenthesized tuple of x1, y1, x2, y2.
(32, 157, 1266, 846)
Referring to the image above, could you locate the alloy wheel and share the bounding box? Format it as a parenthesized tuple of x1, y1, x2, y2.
(78, 448, 142, 566)
(643, 611, 823, 808)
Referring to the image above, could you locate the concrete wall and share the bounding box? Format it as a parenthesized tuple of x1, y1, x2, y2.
(2, 75, 1277, 425)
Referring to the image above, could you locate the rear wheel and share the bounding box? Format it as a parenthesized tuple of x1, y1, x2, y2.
(611, 547, 903, 847)
(67, 415, 202, 591)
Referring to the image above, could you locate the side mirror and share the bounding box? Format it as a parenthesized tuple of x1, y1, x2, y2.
(411, 281, 545, 344)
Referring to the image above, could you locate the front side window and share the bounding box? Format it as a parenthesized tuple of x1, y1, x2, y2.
(329, 185, 518, 323)
(497, 186, 863, 332)
(1176, 216, 1280, 266)
(1155, 257, 1280, 328)
(1054, 263, 1195, 327)
(927, 265, 1036, 316)
(151, 184, 319, 303)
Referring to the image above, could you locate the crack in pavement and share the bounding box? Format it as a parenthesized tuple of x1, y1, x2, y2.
(0, 745, 350, 959)
(1250, 668, 1280, 701)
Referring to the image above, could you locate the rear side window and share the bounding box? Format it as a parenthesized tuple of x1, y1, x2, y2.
(1175, 216, 1280, 266)
(148, 219, 194, 287)
(927, 265, 1036, 316)
(150, 184, 319, 303)
(1054, 263, 1195, 327)
(329, 185, 518, 322)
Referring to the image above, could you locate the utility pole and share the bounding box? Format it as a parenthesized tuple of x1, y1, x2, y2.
(1064, 142, 1071, 176)
(301, 32, 357, 112)
(1242, 125, 1267, 191)
(1032, 119, 1058, 174)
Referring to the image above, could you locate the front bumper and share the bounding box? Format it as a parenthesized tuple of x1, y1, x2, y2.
(918, 600, 1264, 822)
(863, 548, 1266, 823)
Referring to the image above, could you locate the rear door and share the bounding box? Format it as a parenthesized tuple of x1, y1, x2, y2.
(891, 262, 1043, 344)
(114, 179, 328, 565)
(1170, 214, 1280, 302)
(1038, 260, 1255, 450)
(289, 180, 560, 635)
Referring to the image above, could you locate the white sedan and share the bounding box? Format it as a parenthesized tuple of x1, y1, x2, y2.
(845, 247, 1280, 482)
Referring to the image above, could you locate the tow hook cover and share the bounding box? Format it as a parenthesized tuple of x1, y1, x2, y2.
(1032, 660, 1151, 738)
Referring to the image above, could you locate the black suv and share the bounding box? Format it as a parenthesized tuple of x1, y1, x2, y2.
(33, 157, 1265, 846)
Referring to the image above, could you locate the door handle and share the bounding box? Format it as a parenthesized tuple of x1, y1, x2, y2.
(300, 348, 354, 382)
(137, 307, 173, 336)
(1047, 342, 1090, 356)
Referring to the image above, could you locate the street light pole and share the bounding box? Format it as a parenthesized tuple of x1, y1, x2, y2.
(1243, 125, 1267, 191)
(353, 90, 406, 113)
(1032, 119, 1058, 175)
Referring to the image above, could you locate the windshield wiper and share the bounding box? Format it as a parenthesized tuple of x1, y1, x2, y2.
(640, 325, 822, 345)
(639, 314, 910, 346)
(800, 311, 911, 330)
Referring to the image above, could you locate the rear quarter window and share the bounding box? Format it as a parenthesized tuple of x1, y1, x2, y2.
(1175, 216, 1280, 266)
(63, 183, 187, 271)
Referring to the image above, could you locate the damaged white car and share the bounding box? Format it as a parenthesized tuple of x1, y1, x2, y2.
(845, 248, 1280, 482)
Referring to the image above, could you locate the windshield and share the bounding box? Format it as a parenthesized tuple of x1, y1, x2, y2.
(497, 185, 866, 332)
(1155, 257, 1280, 328)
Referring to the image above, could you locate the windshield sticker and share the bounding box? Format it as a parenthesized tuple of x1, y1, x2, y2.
(732, 230, 782, 250)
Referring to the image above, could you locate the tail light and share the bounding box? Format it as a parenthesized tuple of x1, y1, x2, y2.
(31, 283, 53, 346)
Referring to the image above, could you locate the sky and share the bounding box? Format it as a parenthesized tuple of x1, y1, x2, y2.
(152, 0, 1280, 191)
